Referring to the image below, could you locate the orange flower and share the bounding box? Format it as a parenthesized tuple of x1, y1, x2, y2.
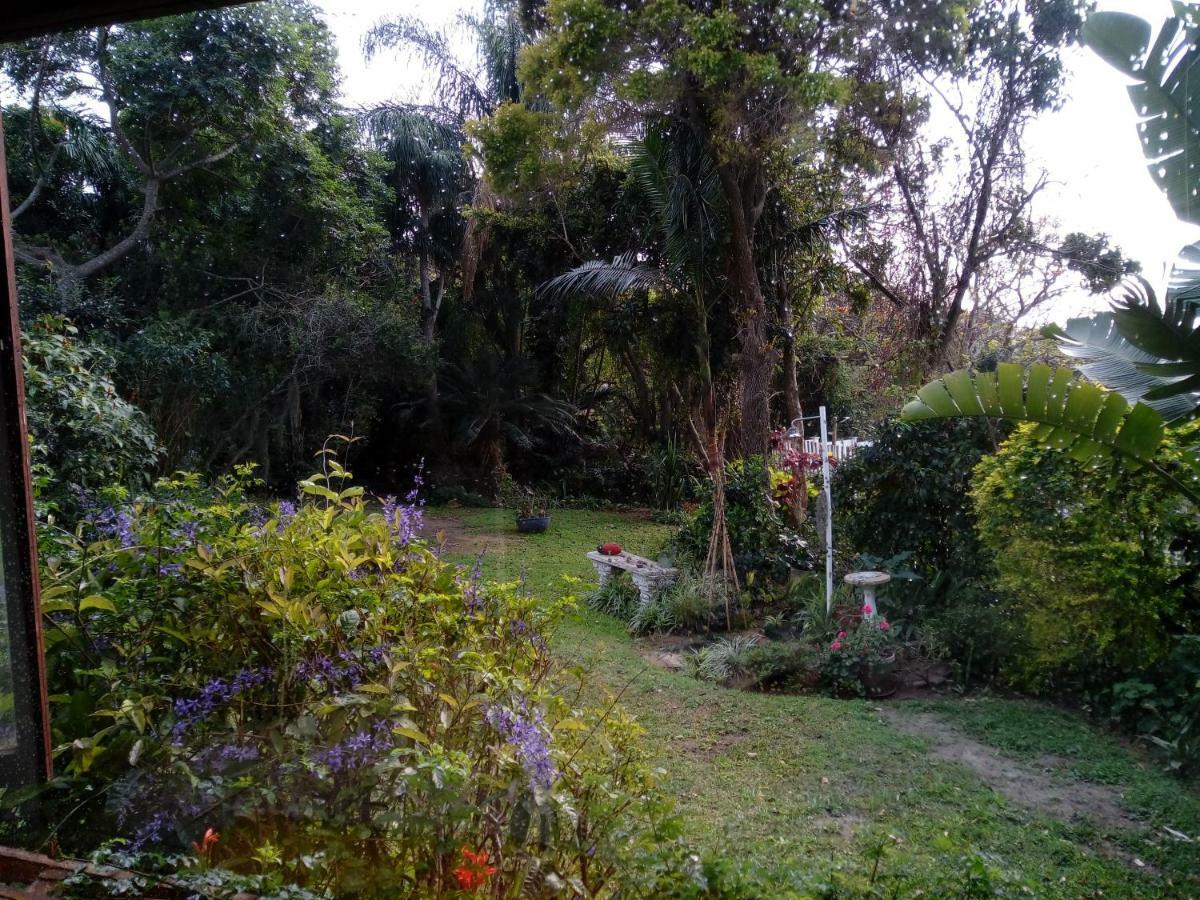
(453, 846, 496, 892)
(191, 827, 219, 858)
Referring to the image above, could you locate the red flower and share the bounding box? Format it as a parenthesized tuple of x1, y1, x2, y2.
(191, 827, 219, 859)
(837, 630, 846, 639)
(453, 847, 496, 892)
(862, 604, 874, 615)
(879, 620, 890, 631)
(830, 641, 842, 651)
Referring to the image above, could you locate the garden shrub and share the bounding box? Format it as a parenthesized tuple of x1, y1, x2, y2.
(835, 417, 1013, 683)
(671, 456, 812, 587)
(24, 316, 160, 514)
(835, 416, 1004, 592)
(1110, 634, 1200, 775)
(585, 571, 717, 636)
(28, 457, 679, 897)
(972, 423, 1200, 692)
(584, 569, 641, 622)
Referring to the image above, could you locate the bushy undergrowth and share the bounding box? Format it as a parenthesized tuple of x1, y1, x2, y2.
(671, 457, 812, 589)
(584, 570, 719, 636)
(835, 418, 1010, 684)
(24, 315, 160, 515)
(23, 457, 682, 897)
(973, 424, 1200, 692)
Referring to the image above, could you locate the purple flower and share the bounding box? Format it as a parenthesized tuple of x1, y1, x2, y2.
(312, 720, 392, 773)
(276, 500, 297, 533)
(381, 462, 426, 547)
(486, 701, 556, 792)
(130, 810, 174, 851)
(158, 562, 184, 578)
(464, 551, 486, 613)
(367, 644, 390, 665)
(171, 667, 272, 742)
(295, 653, 362, 689)
(96, 506, 137, 548)
(196, 741, 260, 773)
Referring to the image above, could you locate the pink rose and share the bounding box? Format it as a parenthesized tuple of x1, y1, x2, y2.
(837, 630, 847, 639)
(830, 641, 842, 651)
(862, 604, 874, 615)
(879, 620, 890, 631)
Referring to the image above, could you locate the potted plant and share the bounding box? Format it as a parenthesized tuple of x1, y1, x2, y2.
(515, 493, 551, 534)
(828, 605, 901, 698)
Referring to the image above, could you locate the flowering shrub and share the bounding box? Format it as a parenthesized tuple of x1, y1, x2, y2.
(30, 455, 677, 896)
(820, 607, 901, 696)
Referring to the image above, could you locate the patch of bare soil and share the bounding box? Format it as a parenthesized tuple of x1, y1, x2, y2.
(421, 514, 519, 557)
(882, 709, 1144, 835)
(636, 633, 707, 673)
(677, 727, 750, 762)
(810, 813, 867, 843)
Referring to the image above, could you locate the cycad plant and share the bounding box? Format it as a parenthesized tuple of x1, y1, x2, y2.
(439, 350, 577, 479)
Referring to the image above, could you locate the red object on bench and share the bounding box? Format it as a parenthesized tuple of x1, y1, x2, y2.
(597, 543, 622, 556)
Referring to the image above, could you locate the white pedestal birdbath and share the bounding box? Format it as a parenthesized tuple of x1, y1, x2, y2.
(844, 570, 891, 619)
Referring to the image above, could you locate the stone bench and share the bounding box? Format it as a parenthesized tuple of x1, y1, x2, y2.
(587, 550, 678, 606)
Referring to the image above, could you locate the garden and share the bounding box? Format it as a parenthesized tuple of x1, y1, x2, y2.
(1, 0, 1199, 897)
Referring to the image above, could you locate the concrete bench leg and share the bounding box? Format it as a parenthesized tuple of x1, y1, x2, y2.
(591, 561, 611, 587)
(632, 574, 677, 607)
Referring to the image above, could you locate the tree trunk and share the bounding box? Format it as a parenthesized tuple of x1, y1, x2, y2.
(717, 163, 775, 460)
(781, 324, 801, 424)
(417, 235, 444, 441)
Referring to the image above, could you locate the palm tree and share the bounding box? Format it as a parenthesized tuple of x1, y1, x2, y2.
(362, 1, 538, 442)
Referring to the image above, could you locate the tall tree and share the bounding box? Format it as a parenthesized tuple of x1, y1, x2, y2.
(846, 0, 1135, 378)
(1, 1, 338, 300)
(362, 0, 538, 442)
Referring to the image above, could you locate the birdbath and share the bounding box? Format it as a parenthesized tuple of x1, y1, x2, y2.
(844, 571, 891, 620)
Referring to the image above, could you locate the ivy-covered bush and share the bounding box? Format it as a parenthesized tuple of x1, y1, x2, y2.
(28, 457, 678, 897)
(972, 423, 1200, 692)
(23, 316, 160, 513)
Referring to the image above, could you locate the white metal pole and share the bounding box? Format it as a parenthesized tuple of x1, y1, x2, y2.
(819, 405, 833, 614)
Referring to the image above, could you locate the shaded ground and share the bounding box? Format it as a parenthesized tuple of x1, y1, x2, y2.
(434, 506, 1200, 896)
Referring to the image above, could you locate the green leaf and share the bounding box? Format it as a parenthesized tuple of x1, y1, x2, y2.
(901, 367, 1166, 468)
(78, 595, 117, 614)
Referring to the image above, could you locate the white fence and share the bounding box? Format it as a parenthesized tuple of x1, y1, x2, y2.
(801, 437, 872, 462)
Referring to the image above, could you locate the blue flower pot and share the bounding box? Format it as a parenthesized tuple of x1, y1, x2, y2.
(516, 515, 551, 534)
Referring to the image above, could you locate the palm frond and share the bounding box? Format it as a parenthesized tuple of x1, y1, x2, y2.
(790, 206, 871, 248)
(363, 17, 492, 120)
(536, 253, 665, 304)
(902, 363, 1200, 504)
(1054, 243, 1200, 420)
(50, 107, 119, 180)
(903, 364, 1164, 465)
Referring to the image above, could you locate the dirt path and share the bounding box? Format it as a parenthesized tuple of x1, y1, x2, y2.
(421, 513, 520, 557)
(882, 708, 1144, 834)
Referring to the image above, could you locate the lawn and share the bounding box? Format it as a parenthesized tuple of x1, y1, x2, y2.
(433, 506, 1200, 897)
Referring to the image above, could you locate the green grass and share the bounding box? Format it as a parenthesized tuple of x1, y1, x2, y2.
(437, 507, 1200, 896)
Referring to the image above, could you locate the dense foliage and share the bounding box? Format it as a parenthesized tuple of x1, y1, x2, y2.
(972, 424, 1200, 691)
(24, 315, 159, 511)
(27, 461, 681, 896)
